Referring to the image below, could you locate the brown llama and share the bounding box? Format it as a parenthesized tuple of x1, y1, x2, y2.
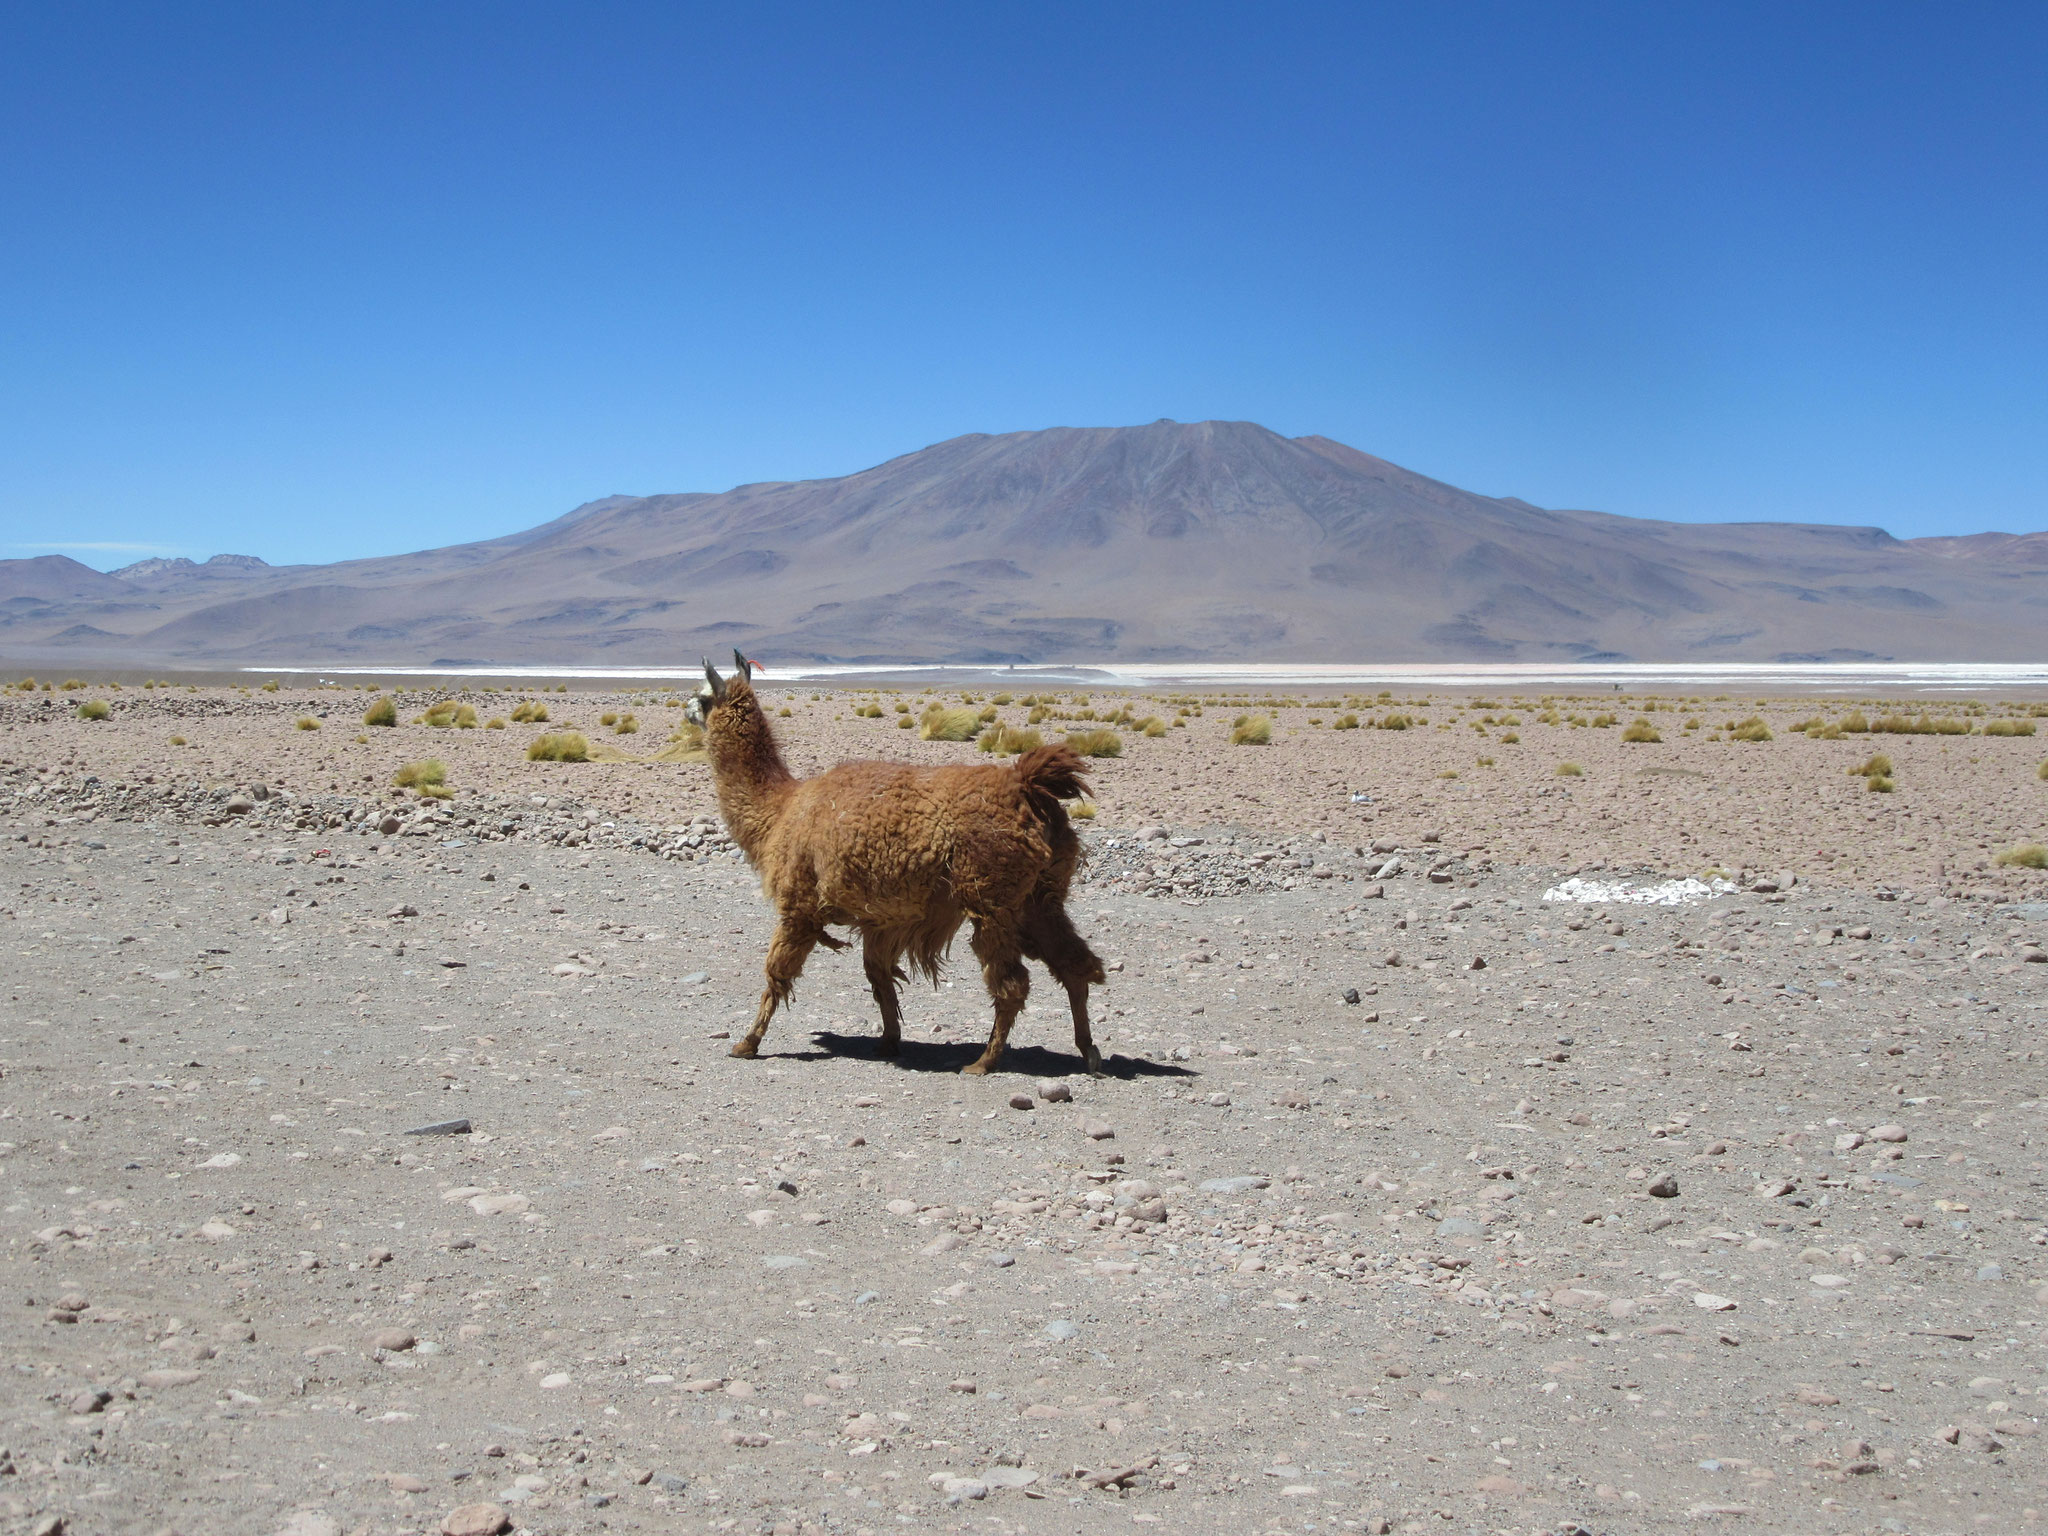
(684, 652, 1106, 1074)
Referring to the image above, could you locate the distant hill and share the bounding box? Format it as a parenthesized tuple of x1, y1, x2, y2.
(4, 421, 2045, 664)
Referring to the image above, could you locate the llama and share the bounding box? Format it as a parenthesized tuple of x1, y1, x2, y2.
(685, 652, 1106, 1074)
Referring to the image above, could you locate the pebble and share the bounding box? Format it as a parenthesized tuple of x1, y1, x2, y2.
(1043, 1318, 1080, 1341)
(1868, 1124, 1909, 1142)
(439, 1505, 511, 1536)
(1646, 1174, 1679, 1198)
(370, 1328, 417, 1352)
(1037, 1080, 1073, 1103)
(1200, 1175, 1270, 1194)
(388, 1474, 430, 1493)
(1082, 1118, 1115, 1140)
(1693, 1293, 1737, 1311)
(1007, 1093, 1034, 1111)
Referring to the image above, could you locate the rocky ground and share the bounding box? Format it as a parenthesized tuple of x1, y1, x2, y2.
(2, 681, 2047, 1536)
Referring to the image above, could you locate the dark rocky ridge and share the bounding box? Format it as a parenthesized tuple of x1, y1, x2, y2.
(5, 420, 2044, 663)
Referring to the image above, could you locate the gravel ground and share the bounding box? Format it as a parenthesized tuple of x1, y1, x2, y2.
(3, 684, 2047, 1536)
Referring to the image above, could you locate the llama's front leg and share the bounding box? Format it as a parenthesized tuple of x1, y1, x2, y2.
(1063, 980, 1102, 1077)
(732, 919, 820, 1059)
(962, 922, 1029, 1075)
(1022, 901, 1107, 1075)
(861, 940, 905, 1057)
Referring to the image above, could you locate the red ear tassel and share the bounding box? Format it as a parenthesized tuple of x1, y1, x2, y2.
(745, 656, 766, 676)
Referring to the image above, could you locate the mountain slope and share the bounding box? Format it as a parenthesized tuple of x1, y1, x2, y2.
(3, 421, 2043, 664)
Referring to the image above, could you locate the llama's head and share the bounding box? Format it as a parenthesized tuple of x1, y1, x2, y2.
(685, 650, 757, 728)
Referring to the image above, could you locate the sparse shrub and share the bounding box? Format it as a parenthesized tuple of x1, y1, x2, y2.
(61, 678, 84, 691)
(599, 711, 618, 727)
(510, 700, 549, 723)
(1621, 719, 1661, 743)
(1333, 713, 1359, 730)
(1065, 727, 1123, 758)
(1437, 769, 1459, 779)
(1555, 762, 1583, 776)
(1027, 705, 1049, 724)
(1851, 753, 1893, 778)
(991, 693, 1013, 706)
(261, 679, 279, 692)
(1071, 801, 1097, 820)
(393, 759, 446, 790)
(919, 706, 980, 741)
(977, 705, 1000, 724)
(453, 703, 478, 728)
(777, 706, 792, 717)
(1995, 843, 2048, 868)
(485, 716, 506, 729)
(1787, 716, 1825, 734)
(1230, 715, 1273, 746)
(1500, 731, 1519, 743)
(295, 716, 320, 731)
(1135, 716, 1167, 736)
(614, 714, 639, 735)
(76, 699, 110, 721)
(1378, 713, 1413, 730)
(363, 696, 399, 728)
(976, 724, 1044, 755)
(854, 704, 883, 718)
(170, 734, 187, 746)
(2038, 758, 2048, 782)
(1867, 774, 1895, 792)
(1476, 755, 1495, 767)
(1840, 710, 1869, 733)
(1729, 717, 1773, 742)
(893, 701, 910, 713)
(418, 701, 459, 728)
(896, 715, 913, 728)
(1590, 712, 1617, 728)
(526, 731, 591, 762)
(1984, 719, 2036, 736)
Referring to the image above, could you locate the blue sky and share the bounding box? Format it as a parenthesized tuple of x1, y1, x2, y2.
(2, 2, 2043, 568)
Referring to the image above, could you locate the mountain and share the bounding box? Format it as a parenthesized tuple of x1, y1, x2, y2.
(3, 420, 2044, 665)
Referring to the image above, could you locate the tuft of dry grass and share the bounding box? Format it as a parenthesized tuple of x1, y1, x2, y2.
(510, 700, 549, 723)
(614, 713, 640, 735)
(295, 716, 320, 731)
(1555, 761, 1584, 776)
(1851, 753, 1893, 778)
(484, 716, 506, 729)
(393, 759, 446, 790)
(1377, 713, 1413, 730)
(1499, 730, 1520, 743)
(1230, 715, 1274, 746)
(1065, 727, 1123, 758)
(2039, 759, 2048, 782)
(1070, 801, 1096, 820)
(1728, 716, 1772, 742)
(976, 724, 1044, 755)
(362, 696, 399, 728)
(526, 731, 591, 762)
(1983, 719, 2036, 736)
(1840, 710, 1869, 732)
(1621, 719, 1661, 743)
(1332, 713, 1360, 730)
(919, 705, 981, 741)
(1866, 774, 1895, 792)
(76, 699, 110, 720)
(169, 734, 187, 746)
(1135, 715, 1168, 737)
(1994, 843, 2048, 869)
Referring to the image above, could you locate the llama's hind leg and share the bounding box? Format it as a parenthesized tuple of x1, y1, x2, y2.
(861, 936, 906, 1058)
(1022, 901, 1107, 1075)
(961, 920, 1029, 1075)
(733, 918, 820, 1059)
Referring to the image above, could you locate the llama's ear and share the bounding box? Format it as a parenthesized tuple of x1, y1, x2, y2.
(702, 657, 725, 698)
(732, 648, 753, 683)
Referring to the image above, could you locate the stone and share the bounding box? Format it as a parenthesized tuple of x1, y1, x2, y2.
(981, 1465, 1038, 1488)
(1007, 1094, 1034, 1110)
(1868, 1124, 1909, 1142)
(440, 1504, 512, 1536)
(1199, 1175, 1270, 1194)
(407, 1118, 472, 1136)
(1647, 1174, 1679, 1198)
(1692, 1293, 1737, 1312)
(1043, 1318, 1080, 1341)
(922, 1232, 964, 1256)
(370, 1328, 417, 1352)
(467, 1193, 528, 1217)
(388, 1473, 430, 1493)
(1082, 1118, 1114, 1139)
(1037, 1079, 1073, 1103)
(141, 1368, 203, 1388)
(949, 1378, 977, 1393)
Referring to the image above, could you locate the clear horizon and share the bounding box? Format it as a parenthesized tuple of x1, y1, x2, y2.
(4, 4, 2045, 570)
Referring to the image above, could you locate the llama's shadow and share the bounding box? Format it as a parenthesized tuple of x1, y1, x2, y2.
(793, 1031, 1197, 1080)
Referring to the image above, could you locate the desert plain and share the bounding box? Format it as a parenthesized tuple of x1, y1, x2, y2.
(2, 675, 2046, 1536)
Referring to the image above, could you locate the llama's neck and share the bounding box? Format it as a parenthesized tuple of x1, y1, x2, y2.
(708, 700, 796, 859)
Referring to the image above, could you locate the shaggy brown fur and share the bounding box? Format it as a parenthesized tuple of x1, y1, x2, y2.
(686, 654, 1106, 1074)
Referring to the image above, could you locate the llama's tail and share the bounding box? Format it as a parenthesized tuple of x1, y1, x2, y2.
(1012, 743, 1091, 819)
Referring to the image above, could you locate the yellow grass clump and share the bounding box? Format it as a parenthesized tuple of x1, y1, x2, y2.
(1620, 719, 1661, 743)
(76, 699, 110, 720)
(1852, 753, 1893, 778)
(510, 700, 548, 723)
(1230, 715, 1273, 746)
(295, 716, 320, 731)
(1994, 843, 2048, 869)
(1065, 727, 1123, 758)
(1729, 717, 1773, 742)
(976, 724, 1044, 755)
(526, 731, 591, 762)
(393, 759, 446, 790)
(484, 716, 506, 729)
(614, 713, 639, 735)
(169, 734, 187, 746)
(362, 696, 399, 728)
(919, 705, 980, 741)
(1555, 761, 1584, 776)
(1983, 719, 2036, 736)
(1333, 713, 1359, 730)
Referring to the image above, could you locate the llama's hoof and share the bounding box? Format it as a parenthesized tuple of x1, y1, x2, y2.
(876, 1038, 900, 1058)
(729, 1039, 759, 1059)
(959, 1060, 992, 1076)
(1083, 1049, 1103, 1076)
